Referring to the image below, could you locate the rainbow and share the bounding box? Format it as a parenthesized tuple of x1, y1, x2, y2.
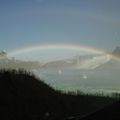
(4, 44, 120, 62)
(8, 44, 104, 54)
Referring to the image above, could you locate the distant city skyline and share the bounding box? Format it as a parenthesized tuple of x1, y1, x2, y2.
(0, 0, 120, 60)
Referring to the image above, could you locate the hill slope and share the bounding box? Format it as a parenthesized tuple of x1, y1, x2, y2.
(80, 100, 120, 120)
(0, 70, 66, 120)
(0, 69, 117, 120)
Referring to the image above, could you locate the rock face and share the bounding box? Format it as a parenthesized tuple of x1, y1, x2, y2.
(113, 46, 120, 55)
(96, 46, 120, 70)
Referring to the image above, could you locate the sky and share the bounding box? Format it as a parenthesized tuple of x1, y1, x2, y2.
(0, 0, 120, 60)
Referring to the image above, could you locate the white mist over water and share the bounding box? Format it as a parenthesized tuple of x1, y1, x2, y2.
(33, 68, 120, 95)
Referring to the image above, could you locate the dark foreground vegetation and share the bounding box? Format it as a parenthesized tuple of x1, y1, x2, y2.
(0, 69, 119, 120)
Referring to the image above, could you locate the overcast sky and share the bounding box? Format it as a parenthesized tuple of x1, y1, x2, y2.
(0, 0, 120, 60)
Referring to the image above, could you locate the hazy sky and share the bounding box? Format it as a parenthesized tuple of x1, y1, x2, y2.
(0, 0, 120, 59)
